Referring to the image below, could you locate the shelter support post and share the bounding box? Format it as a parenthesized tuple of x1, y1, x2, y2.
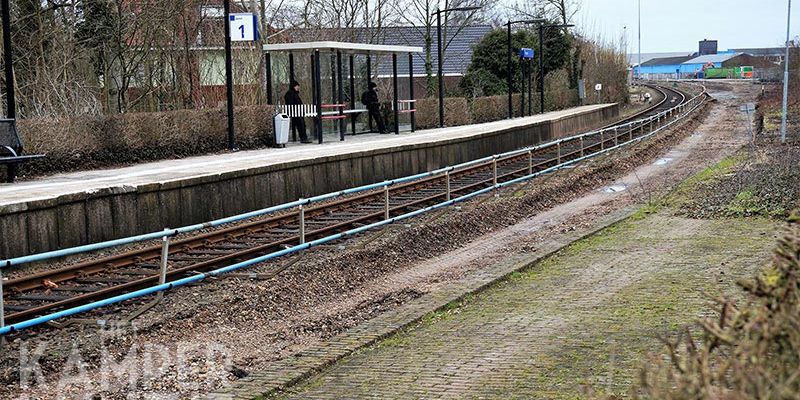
(337, 51, 345, 141)
(265, 52, 273, 104)
(409, 53, 416, 132)
(393, 53, 399, 135)
(366, 54, 373, 131)
(289, 52, 295, 82)
(349, 54, 356, 135)
(314, 50, 323, 144)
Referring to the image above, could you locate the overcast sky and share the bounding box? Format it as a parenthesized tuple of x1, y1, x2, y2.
(575, 0, 798, 54)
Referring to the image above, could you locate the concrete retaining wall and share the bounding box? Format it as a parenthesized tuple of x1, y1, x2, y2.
(0, 104, 619, 260)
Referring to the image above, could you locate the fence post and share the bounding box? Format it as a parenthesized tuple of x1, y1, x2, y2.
(445, 171, 451, 201)
(580, 136, 585, 157)
(527, 150, 533, 175)
(557, 142, 562, 164)
(384, 185, 390, 220)
(492, 157, 498, 194)
(614, 127, 619, 146)
(298, 203, 305, 244)
(628, 123, 634, 140)
(600, 131, 605, 150)
(157, 229, 171, 299)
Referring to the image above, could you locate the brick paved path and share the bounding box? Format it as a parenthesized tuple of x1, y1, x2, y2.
(274, 213, 778, 399)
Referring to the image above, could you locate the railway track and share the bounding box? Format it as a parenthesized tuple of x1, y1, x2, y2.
(1, 83, 691, 327)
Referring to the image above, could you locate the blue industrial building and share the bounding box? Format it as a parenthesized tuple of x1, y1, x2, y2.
(635, 52, 759, 78)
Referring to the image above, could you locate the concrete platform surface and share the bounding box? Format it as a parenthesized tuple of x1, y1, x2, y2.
(0, 104, 611, 208)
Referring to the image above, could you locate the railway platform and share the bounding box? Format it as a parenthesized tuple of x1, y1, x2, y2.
(0, 103, 618, 259)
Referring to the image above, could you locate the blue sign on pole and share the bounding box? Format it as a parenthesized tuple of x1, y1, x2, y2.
(519, 48, 534, 59)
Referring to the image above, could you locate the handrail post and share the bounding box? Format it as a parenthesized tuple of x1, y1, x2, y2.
(580, 136, 585, 157)
(527, 150, 533, 175)
(384, 185, 390, 220)
(614, 127, 619, 146)
(157, 229, 171, 299)
(557, 142, 562, 164)
(445, 171, 451, 201)
(299, 203, 306, 244)
(628, 123, 634, 140)
(492, 157, 498, 195)
(600, 130, 605, 150)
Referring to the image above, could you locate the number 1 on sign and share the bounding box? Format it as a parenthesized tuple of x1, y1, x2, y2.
(239, 24, 245, 39)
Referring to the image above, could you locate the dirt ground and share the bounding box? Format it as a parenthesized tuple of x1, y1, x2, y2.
(0, 82, 760, 399)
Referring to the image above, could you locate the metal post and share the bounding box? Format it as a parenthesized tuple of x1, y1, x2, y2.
(265, 52, 273, 104)
(580, 136, 584, 157)
(349, 54, 357, 135)
(223, 0, 236, 150)
(600, 131, 605, 150)
(520, 62, 526, 117)
(299, 204, 305, 244)
(409, 52, 416, 132)
(157, 229, 171, 299)
(314, 50, 323, 144)
(1, 0, 15, 119)
(528, 59, 533, 115)
(780, 0, 792, 143)
(289, 52, 295, 82)
(384, 186, 390, 220)
(366, 54, 373, 132)
(557, 142, 562, 164)
(437, 11, 445, 128)
(507, 21, 513, 119)
(445, 171, 451, 201)
(629, 123, 633, 140)
(337, 51, 345, 141)
(637, 0, 641, 81)
(614, 127, 619, 146)
(539, 24, 545, 114)
(527, 150, 533, 174)
(392, 53, 400, 135)
(492, 158, 498, 188)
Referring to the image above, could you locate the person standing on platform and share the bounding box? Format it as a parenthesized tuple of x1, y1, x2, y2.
(284, 80, 312, 143)
(361, 82, 387, 134)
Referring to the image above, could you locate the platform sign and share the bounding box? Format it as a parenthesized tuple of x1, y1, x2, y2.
(594, 83, 603, 91)
(519, 48, 534, 59)
(229, 13, 259, 42)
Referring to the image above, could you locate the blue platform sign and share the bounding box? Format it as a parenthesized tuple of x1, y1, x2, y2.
(519, 48, 535, 59)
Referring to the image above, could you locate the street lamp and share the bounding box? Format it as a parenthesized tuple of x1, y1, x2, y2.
(780, 0, 792, 143)
(432, 6, 482, 128)
(537, 23, 574, 114)
(1, 0, 16, 119)
(506, 19, 545, 119)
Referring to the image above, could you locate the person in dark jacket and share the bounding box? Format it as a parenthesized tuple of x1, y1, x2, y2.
(361, 82, 387, 134)
(284, 80, 312, 143)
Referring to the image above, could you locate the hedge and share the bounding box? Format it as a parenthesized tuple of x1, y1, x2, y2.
(12, 90, 583, 177)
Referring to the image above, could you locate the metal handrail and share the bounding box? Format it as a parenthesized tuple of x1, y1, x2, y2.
(0, 83, 707, 335)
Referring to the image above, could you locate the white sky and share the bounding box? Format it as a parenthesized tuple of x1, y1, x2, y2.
(575, 0, 799, 53)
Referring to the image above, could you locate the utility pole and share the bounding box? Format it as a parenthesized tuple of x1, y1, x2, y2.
(637, 0, 641, 81)
(224, 0, 237, 150)
(780, 0, 792, 143)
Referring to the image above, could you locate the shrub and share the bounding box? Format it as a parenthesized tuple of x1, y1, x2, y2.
(471, 95, 508, 124)
(17, 105, 273, 175)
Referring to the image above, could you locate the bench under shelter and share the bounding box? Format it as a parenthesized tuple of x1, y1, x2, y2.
(262, 41, 422, 143)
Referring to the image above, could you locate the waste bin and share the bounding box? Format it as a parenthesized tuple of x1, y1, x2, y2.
(273, 112, 290, 148)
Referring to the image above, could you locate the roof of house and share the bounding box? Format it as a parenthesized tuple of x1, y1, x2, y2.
(627, 52, 693, 66)
(270, 25, 494, 76)
(262, 41, 422, 54)
(683, 52, 744, 64)
(640, 55, 695, 67)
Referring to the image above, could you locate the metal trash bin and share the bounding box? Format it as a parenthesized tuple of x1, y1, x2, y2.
(273, 112, 290, 148)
